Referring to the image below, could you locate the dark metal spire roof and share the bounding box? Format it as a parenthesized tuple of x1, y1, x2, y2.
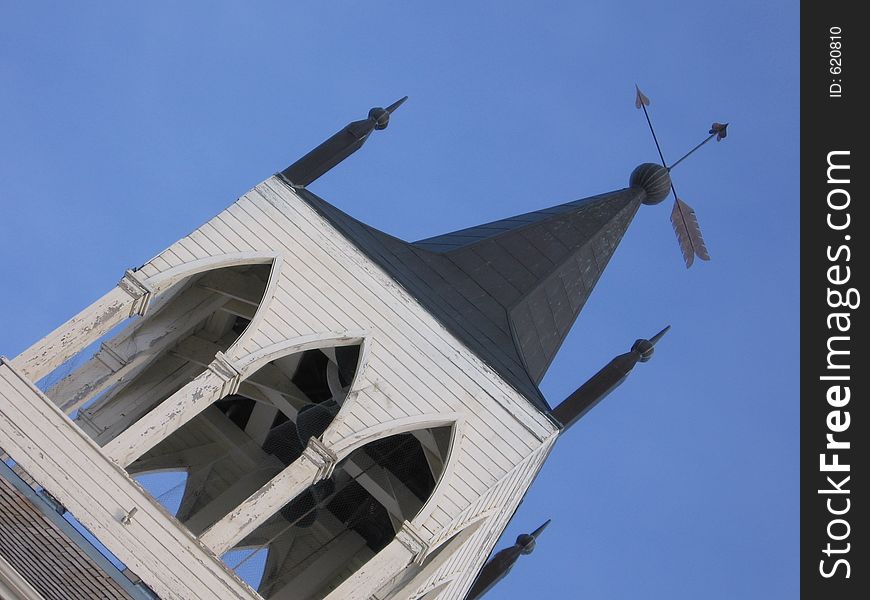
(414, 188, 644, 386)
(288, 172, 656, 412)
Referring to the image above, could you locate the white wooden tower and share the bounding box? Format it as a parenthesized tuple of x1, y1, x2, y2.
(0, 101, 672, 600)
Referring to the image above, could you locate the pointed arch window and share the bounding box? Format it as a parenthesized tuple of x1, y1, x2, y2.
(117, 342, 362, 542)
(224, 426, 453, 600)
(35, 261, 274, 443)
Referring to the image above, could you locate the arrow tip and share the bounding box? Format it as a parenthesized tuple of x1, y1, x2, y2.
(635, 84, 650, 108)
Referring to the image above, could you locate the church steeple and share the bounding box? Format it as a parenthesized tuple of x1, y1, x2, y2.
(414, 183, 650, 387)
(0, 95, 687, 600)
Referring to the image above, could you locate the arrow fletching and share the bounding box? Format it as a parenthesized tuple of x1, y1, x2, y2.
(635, 85, 651, 109)
(670, 197, 710, 268)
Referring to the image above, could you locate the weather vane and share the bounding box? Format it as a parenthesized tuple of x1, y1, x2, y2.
(635, 84, 728, 268)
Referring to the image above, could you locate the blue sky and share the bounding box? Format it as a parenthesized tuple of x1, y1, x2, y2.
(0, 2, 798, 599)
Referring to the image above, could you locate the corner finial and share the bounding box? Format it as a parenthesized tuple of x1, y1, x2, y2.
(516, 518, 552, 555)
(368, 96, 409, 130)
(465, 520, 553, 599)
(631, 324, 671, 362)
(551, 325, 671, 431)
(280, 96, 408, 187)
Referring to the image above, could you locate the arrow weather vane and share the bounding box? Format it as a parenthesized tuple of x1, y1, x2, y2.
(635, 84, 727, 268)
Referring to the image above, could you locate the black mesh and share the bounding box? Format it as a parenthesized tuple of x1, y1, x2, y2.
(335, 345, 361, 387)
(262, 420, 304, 466)
(364, 434, 435, 501)
(215, 395, 256, 430)
(278, 478, 335, 527)
(292, 350, 332, 402)
(296, 400, 339, 445)
(327, 479, 393, 552)
(237, 427, 450, 599)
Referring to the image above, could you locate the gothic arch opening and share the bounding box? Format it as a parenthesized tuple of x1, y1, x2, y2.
(225, 425, 453, 600)
(41, 262, 275, 444)
(123, 342, 363, 541)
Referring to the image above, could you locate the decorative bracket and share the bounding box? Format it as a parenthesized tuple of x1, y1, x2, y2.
(396, 521, 431, 565)
(302, 437, 339, 480)
(118, 269, 154, 317)
(207, 351, 242, 397)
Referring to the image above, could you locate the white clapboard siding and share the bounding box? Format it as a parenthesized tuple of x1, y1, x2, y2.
(407, 438, 556, 600)
(126, 177, 556, 509)
(156, 180, 548, 430)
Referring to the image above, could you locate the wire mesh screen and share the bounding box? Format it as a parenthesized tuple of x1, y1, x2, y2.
(85, 340, 452, 600)
(128, 407, 287, 535)
(123, 345, 363, 534)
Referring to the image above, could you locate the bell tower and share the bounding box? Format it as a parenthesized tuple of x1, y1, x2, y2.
(0, 100, 671, 600)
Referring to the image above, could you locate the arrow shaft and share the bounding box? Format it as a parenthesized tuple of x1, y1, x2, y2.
(640, 103, 668, 168)
(668, 132, 716, 172)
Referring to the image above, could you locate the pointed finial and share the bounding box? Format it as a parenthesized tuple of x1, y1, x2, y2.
(369, 96, 409, 130)
(386, 95, 409, 113)
(515, 519, 551, 555)
(631, 324, 671, 362)
(530, 519, 551, 539)
(464, 520, 552, 599)
(649, 324, 671, 345)
(280, 96, 408, 187)
(551, 326, 670, 431)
